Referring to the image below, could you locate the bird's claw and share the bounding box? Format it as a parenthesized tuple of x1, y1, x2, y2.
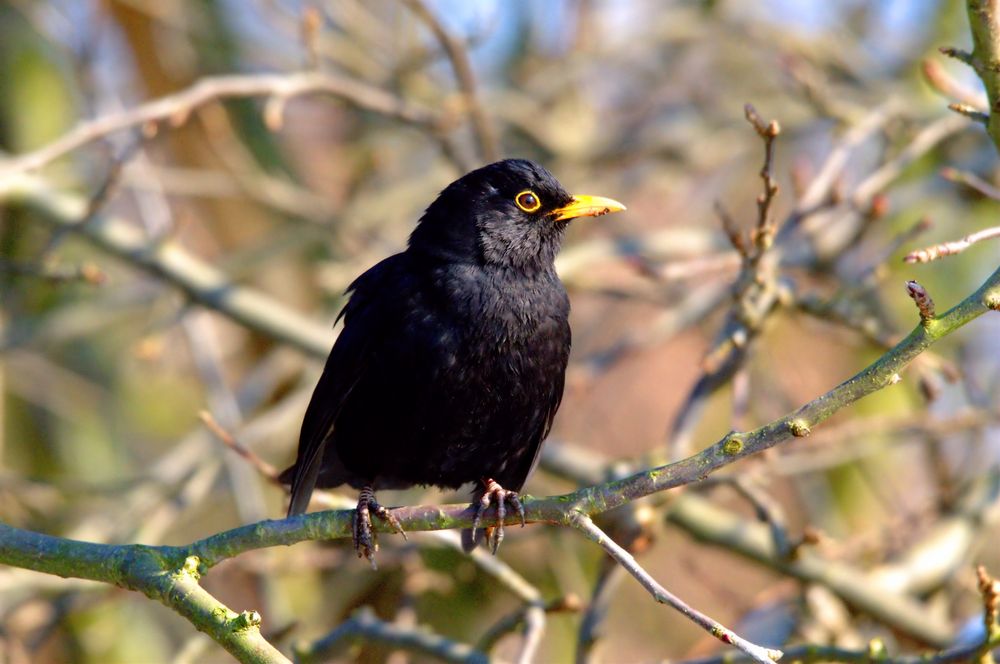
(471, 478, 525, 554)
(352, 487, 406, 569)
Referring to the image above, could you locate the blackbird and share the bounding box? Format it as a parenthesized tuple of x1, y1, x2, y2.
(280, 159, 625, 565)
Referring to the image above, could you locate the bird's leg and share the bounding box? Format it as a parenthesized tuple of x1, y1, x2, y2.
(471, 478, 526, 554)
(352, 485, 406, 569)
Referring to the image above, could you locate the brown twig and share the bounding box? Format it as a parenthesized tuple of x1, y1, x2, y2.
(978, 565, 1000, 650)
(744, 103, 782, 254)
(922, 58, 989, 109)
(198, 410, 281, 485)
(3, 174, 333, 358)
(715, 201, 749, 257)
(300, 6, 322, 70)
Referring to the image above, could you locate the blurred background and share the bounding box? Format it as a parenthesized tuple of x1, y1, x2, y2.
(2, 0, 1000, 662)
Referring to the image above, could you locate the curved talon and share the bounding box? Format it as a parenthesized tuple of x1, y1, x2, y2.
(472, 478, 524, 555)
(353, 486, 406, 569)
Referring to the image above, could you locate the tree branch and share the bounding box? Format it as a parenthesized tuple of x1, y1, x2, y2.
(1, 174, 332, 359)
(0, 527, 288, 663)
(567, 512, 782, 663)
(400, 0, 500, 163)
(294, 607, 488, 664)
(0, 71, 441, 177)
(965, 0, 1000, 150)
(2, 261, 997, 660)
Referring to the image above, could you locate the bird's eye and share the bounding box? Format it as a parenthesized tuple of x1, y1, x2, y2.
(514, 190, 541, 213)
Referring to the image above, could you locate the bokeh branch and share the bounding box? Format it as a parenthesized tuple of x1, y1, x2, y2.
(0, 71, 441, 177)
(0, 174, 332, 359)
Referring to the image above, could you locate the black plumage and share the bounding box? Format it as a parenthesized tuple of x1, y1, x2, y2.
(279, 159, 625, 564)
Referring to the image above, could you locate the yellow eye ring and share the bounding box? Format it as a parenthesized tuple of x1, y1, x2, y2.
(514, 190, 541, 213)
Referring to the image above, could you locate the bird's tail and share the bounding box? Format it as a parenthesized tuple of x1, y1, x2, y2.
(279, 461, 318, 517)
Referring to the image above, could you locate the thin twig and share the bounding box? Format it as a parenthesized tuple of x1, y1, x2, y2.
(921, 58, 989, 109)
(0, 259, 105, 285)
(400, 0, 500, 163)
(941, 166, 1000, 199)
(567, 512, 782, 663)
(905, 225, 1000, 263)
(2, 174, 333, 359)
(0, 71, 439, 177)
(199, 411, 282, 485)
(744, 103, 781, 253)
(476, 596, 580, 657)
(576, 560, 627, 664)
(294, 607, 488, 664)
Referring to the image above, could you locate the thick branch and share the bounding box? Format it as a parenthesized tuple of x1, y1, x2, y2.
(0, 527, 288, 663)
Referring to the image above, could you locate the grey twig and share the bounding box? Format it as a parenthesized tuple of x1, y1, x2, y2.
(294, 607, 488, 664)
(567, 512, 782, 663)
(905, 225, 1000, 263)
(1, 174, 332, 359)
(0, 71, 439, 177)
(940, 166, 1000, 200)
(401, 0, 500, 163)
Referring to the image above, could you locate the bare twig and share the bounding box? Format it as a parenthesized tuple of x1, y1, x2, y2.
(576, 563, 627, 664)
(0, 259, 105, 285)
(0, 71, 439, 177)
(199, 410, 281, 485)
(294, 607, 488, 664)
(1, 174, 332, 359)
(744, 103, 782, 253)
(921, 58, 989, 109)
(476, 595, 580, 657)
(904, 225, 1000, 263)
(940, 45, 977, 68)
(567, 512, 782, 663)
(948, 102, 990, 125)
(401, 0, 500, 163)
(941, 166, 1000, 200)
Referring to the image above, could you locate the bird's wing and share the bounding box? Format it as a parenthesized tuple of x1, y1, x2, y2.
(506, 326, 570, 493)
(283, 254, 407, 516)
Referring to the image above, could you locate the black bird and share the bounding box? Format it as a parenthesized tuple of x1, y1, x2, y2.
(280, 159, 625, 564)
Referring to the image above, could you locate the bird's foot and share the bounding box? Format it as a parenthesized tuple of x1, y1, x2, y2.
(471, 478, 525, 554)
(352, 486, 406, 569)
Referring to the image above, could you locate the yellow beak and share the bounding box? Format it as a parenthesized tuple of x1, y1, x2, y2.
(550, 194, 627, 222)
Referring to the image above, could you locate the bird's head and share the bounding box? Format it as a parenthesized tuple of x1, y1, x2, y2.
(409, 159, 626, 272)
